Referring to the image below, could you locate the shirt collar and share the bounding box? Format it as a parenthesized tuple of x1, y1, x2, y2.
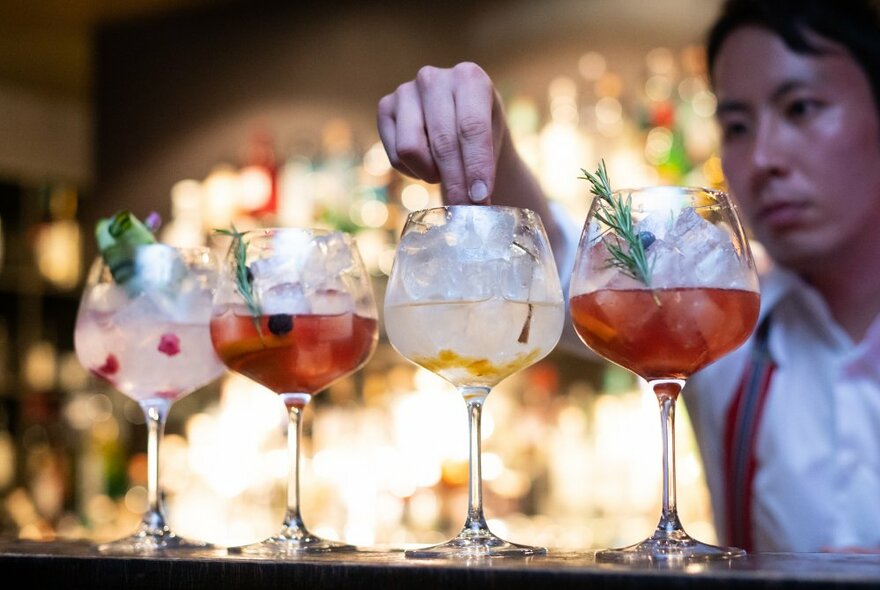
(760, 264, 880, 376)
(756, 265, 802, 322)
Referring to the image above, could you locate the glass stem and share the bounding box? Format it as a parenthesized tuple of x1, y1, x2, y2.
(653, 379, 685, 534)
(141, 400, 172, 534)
(460, 386, 491, 534)
(281, 393, 312, 536)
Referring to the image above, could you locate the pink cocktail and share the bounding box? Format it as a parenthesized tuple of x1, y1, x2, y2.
(74, 244, 224, 553)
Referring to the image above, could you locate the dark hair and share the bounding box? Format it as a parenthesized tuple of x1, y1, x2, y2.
(706, 0, 880, 109)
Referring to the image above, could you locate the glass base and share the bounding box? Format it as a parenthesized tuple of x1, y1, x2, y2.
(97, 522, 215, 555)
(405, 529, 546, 559)
(227, 531, 356, 557)
(596, 529, 745, 564)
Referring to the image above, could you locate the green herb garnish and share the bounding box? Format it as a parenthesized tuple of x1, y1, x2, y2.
(95, 210, 158, 284)
(214, 225, 263, 336)
(579, 160, 654, 287)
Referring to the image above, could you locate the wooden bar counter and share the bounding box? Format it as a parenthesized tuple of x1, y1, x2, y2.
(2, 539, 880, 589)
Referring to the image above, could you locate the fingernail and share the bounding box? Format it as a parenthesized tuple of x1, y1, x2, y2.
(469, 181, 489, 203)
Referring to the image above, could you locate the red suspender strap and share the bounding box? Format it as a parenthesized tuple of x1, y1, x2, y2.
(723, 317, 776, 552)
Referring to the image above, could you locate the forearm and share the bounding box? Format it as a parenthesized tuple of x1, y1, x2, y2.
(492, 129, 564, 260)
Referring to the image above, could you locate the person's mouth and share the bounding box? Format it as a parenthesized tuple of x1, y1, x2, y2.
(758, 200, 809, 230)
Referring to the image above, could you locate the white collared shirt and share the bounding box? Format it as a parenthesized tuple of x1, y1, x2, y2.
(686, 267, 880, 552)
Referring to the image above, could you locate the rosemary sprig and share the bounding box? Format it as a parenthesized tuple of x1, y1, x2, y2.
(579, 160, 654, 287)
(214, 225, 263, 336)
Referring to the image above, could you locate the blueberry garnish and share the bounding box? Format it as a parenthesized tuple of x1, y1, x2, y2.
(637, 230, 655, 250)
(268, 313, 293, 336)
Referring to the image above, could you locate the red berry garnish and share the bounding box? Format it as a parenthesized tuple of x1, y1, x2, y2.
(158, 333, 181, 356)
(97, 354, 120, 375)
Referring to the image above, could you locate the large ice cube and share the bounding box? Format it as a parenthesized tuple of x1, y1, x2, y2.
(250, 256, 301, 287)
(686, 288, 729, 351)
(504, 252, 532, 300)
(86, 283, 129, 314)
(454, 257, 500, 301)
(472, 207, 515, 259)
(320, 313, 354, 340)
(139, 271, 216, 323)
(592, 289, 655, 341)
(308, 288, 354, 315)
(446, 207, 515, 261)
(578, 235, 646, 292)
(129, 245, 188, 292)
(395, 208, 523, 302)
(462, 296, 525, 353)
(643, 238, 684, 290)
(168, 287, 214, 323)
(111, 291, 164, 327)
(398, 229, 456, 301)
(228, 302, 255, 317)
(401, 253, 452, 301)
(648, 208, 751, 289)
(602, 208, 748, 290)
(261, 282, 310, 315)
(301, 233, 356, 290)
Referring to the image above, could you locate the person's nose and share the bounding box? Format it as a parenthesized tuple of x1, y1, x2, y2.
(750, 114, 788, 179)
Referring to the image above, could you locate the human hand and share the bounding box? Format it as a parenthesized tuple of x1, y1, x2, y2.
(377, 62, 507, 205)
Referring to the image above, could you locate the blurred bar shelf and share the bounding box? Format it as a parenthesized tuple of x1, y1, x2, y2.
(2, 539, 880, 589)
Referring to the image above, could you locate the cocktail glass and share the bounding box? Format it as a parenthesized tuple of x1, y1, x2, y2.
(569, 185, 760, 563)
(384, 205, 565, 558)
(74, 244, 225, 553)
(210, 227, 378, 556)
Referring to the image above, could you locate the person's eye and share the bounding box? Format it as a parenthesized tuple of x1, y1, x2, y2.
(785, 98, 822, 120)
(720, 119, 749, 141)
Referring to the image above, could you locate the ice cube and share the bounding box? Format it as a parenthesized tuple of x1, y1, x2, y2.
(447, 207, 515, 261)
(111, 291, 164, 326)
(593, 289, 655, 342)
(301, 233, 356, 290)
(663, 291, 710, 355)
(454, 257, 499, 300)
(129, 245, 188, 291)
(638, 208, 744, 289)
(250, 256, 301, 286)
(308, 288, 354, 315)
(86, 283, 129, 313)
(463, 296, 522, 353)
(504, 246, 535, 300)
(261, 282, 310, 315)
(577, 236, 645, 292)
(396, 229, 456, 302)
(686, 288, 729, 351)
(644, 238, 684, 289)
(693, 242, 749, 289)
(455, 214, 484, 251)
(471, 206, 515, 259)
(393, 208, 522, 302)
(168, 287, 214, 323)
(320, 313, 354, 340)
(229, 302, 255, 317)
(272, 228, 313, 257)
(400, 251, 451, 301)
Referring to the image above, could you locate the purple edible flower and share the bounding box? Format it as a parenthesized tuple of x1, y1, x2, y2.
(145, 212, 162, 233)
